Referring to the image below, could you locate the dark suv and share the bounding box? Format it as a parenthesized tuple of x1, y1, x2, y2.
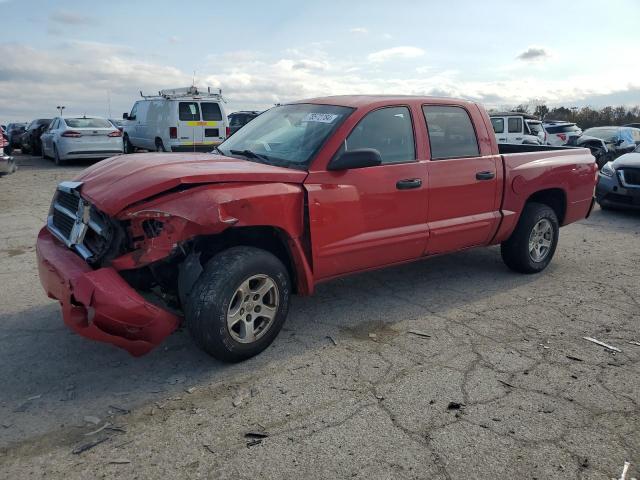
(21, 118, 52, 155)
(6, 123, 27, 148)
(228, 111, 261, 136)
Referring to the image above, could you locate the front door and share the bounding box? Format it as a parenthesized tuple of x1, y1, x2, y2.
(305, 106, 429, 280)
(422, 105, 502, 254)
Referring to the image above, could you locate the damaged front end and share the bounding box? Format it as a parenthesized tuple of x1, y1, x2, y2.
(37, 180, 308, 356)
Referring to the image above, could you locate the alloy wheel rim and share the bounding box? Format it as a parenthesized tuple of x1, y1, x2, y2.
(226, 274, 279, 344)
(528, 218, 553, 262)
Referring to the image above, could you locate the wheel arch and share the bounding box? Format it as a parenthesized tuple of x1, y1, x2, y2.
(525, 188, 567, 225)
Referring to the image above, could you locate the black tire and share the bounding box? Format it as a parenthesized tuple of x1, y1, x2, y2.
(41, 144, 48, 159)
(184, 246, 291, 362)
(155, 139, 165, 152)
(501, 202, 559, 274)
(53, 144, 63, 165)
(123, 135, 133, 154)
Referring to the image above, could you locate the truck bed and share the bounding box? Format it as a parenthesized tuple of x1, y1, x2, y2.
(497, 143, 579, 154)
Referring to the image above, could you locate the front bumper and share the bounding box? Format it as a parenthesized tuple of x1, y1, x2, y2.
(595, 173, 640, 209)
(0, 155, 16, 174)
(36, 228, 180, 356)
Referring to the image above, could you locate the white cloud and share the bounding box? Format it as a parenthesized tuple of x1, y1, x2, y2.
(350, 27, 368, 34)
(367, 46, 425, 63)
(168, 36, 181, 44)
(49, 10, 96, 26)
(516, 46, 551, 62)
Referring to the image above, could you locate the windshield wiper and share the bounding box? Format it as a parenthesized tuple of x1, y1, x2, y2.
(230, 149, 271, 162)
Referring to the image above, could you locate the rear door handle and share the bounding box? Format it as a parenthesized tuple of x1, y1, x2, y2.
(476, 171, 495, 180)
(396, 178, 422, 190)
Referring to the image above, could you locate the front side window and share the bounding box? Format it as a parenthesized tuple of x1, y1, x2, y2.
(129, 103, 138, 119)
(179, 102, 200, 121)
(508, 117, 522, 133)
(201, 102, 223, 121)
(491, 118, 504, 133)
(343, 106, 415, 164)
(218, 103, 353, 169)
(424, 105, 480, 159)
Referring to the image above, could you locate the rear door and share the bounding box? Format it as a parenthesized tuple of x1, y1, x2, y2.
(423, 104, 502, 254)
(200, 102, 225, 146)
(491, 117, 507, 143)
(305, 105, 429, 280)
(41, 118, 57, 154)
(176, 101, 201, 150)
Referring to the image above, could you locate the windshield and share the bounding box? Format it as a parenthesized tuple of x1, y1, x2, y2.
(64, 118, 113, 128)
(583, 127, 619, 142)
(217, 103, 354, 169)
(527, 122, 543, 135)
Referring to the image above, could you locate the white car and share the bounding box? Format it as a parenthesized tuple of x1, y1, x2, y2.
(122, 86, 229, 153)
(543, 121, 582, 146)
(41, 117, 124, 165)
(489, 112, 542, 145)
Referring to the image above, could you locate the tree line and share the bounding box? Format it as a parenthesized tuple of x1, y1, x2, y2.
(507, 104, 640, 129)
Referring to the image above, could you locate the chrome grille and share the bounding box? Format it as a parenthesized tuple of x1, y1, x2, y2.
(620, 168, 640, 187)
(47, 181, 111, 263)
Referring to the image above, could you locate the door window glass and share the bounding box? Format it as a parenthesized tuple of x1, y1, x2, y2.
(423, 105, 480, 159)
(179, 102, 200, 121)
(491, 118, 504, 133)
(508, 117, 522, 133)
(344, 106, 415, 164)
(201, 102, 223, 121)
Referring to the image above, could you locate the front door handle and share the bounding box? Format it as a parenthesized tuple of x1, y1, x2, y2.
(476, 171, 495, 180)
(396, 178, 422, 190)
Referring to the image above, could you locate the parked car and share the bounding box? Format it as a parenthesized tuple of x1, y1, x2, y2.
(228, 110, 261, 136)
(122, 86, 229, 153)
(543, 121, 582, 146)
(40, 116, 124, 165)
(596, 144, 640, 210)
(36, 95, 596, 361)
(570, 126, 640, 168)
(525, 119, 546, 144)
(0, 129, 17, 175)
(489, 112, 543, 144)
(5, 123, 27, 148)
(21, 118, 52, 155)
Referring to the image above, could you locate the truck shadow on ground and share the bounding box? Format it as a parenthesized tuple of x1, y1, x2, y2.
(0, 245, 540, 446)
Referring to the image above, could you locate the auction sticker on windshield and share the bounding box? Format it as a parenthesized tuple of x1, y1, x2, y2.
(303, 113, 339, 123)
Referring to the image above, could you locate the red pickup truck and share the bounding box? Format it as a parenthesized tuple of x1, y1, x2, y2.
(37, 96, 596, 361)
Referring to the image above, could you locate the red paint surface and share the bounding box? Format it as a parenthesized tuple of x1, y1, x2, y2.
(36, 95, 597, 356)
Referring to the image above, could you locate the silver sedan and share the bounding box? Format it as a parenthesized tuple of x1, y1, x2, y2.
(41, 116, 124, 165)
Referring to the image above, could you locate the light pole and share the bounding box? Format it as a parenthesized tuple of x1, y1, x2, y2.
(57, 106, 65, 116)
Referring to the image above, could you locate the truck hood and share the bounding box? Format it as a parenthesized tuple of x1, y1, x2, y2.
(74, 153, 308, 215)
(612, 152, 640, 168)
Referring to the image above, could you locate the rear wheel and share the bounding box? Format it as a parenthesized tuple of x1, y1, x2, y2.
(123, 135, 133, 154)
(501, 202, 559, 274)
(185, 246, 291, 362)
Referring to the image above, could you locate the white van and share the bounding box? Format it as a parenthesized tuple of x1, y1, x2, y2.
(489, 112, 543, 145)
(122, 87, 229, 153)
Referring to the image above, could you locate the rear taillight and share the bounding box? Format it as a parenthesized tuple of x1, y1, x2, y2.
(108, 130, 122, 137)
(169, 127, 177, 139)
(558, 133, 567, 142)
(61, 131, 82, 138)
(225, 126, 230, 138)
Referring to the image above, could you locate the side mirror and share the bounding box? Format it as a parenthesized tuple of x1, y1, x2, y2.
(122, 113, 129, 120)
(327, 148, 382, 171)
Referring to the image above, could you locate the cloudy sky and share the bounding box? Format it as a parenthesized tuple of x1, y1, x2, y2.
(1, 0, 639, 123)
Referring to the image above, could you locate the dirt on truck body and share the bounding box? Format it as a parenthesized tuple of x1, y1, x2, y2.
(36, 95, 597, 361)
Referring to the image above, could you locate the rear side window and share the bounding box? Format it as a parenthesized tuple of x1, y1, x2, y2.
(345, 106, 415, 164)
(179, 102, 200, 121)
(423, 106, 480, 159)
(491, 118, 504, 133)
(201, 103, 223, 121)
(508, 117, 522, 133)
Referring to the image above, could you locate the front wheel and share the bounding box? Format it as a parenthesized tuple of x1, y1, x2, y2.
(185, 246, 291, 362)
(501, 202, 559, 274)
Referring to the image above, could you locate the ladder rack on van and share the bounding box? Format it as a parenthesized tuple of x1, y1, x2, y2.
(139, 86, 226, 102)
